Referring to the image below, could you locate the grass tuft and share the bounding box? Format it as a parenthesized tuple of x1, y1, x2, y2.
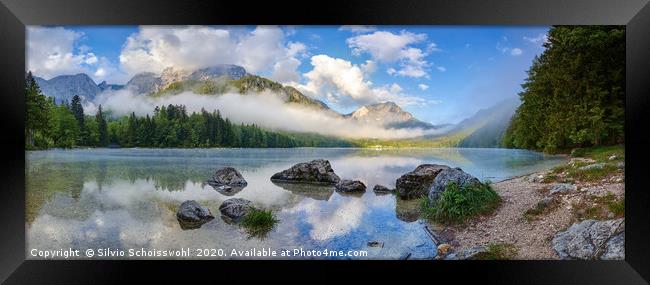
(420, 181, 501, 225)
(474, 243, 518, 260)
(241, 208, 279, 239)
(523, 197, 560, 222)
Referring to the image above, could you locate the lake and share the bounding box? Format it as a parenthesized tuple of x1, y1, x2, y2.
(26, 148, 564, 259)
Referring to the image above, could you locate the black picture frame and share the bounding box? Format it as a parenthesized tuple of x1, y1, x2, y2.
(1, 0, 649, 283)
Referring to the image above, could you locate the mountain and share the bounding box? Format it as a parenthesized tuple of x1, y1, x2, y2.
(35, 73, 103, 103)
(124, 64, 247, 94)
(346, 102, 437, 129)
(452, 98, 520, 147)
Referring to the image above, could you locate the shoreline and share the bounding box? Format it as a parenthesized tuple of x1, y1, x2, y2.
(428, 153, 625, 259)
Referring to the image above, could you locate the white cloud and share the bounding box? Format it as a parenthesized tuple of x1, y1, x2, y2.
(510, 48, 523, 56)
(338, 25, 377, 33)
(291, 54, 428, 108)
(496, 40, 523, 57)
(346, 30, 432, 78)
(27, 26, 121, 83)
(436, 66, 447, 72)
(119, 26, 305, 82)
(418, 84, 429, 90)
(524, 33, 549, 45)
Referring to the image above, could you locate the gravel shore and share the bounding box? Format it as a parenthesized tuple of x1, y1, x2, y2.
(431, 162, 625, 259)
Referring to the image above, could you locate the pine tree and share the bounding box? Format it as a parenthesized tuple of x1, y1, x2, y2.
(96, 105, 109, 146)
(70, 95, 87, 145)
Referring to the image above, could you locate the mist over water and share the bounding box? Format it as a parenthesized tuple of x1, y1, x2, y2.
(83, 90, 447, 139)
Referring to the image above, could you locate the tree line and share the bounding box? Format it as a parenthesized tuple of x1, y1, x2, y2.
(25, 72, 349, 149)
(503, 26, 625, 153)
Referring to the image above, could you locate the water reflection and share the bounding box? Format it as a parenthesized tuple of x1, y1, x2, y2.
(26, 148, 563, 259)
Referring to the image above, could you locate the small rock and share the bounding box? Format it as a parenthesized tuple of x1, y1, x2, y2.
(367, 241, 384, 248)
(208, 167, 248, 187)
(608, 155, 617, 161)
(537, 197, 555, 208)
(373, 184, 393, 193)
(615, 162, 625, 169)
(219, 198, 253, 221)
(335, 180, 367, 193)
(615, 177, 624, 183)
(578, 163, 605, 171)
(550, 183, 577, 195)
(437, 243, 453, 256)
(176, 200, 214, 230)
(444, 246, 488, 260)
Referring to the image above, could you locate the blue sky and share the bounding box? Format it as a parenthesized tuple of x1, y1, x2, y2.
(27, 25, 549, 124)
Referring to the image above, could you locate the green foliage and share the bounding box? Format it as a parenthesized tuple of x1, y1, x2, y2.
(608, 199, 625, 217)
(241, 208, 279, 238)
(572, 144, 625, 162)
(474, 243, 518, 260)
(572, 193, 624, 220)
(420, 181, 501, 224)
(25, 72, 53, 149)
(503, 26, 625, 153)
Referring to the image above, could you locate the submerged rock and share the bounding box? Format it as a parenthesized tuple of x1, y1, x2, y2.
(367, 241, 384, 248)
(395, 197, 421, 223)
(552, 218, 625, 260)
(373, 184, 393, 193)
(208, 167, 248, 187)
(428, 167, 481, 202)
(335, 180, 367, 193)
(270, 159, 340, 184)
(219, 198, 253, 221)
(549, 183, 577, 194)
(211, 184, 243, 196)
(176, 200, 215, 230)
(271, 181, 335, 201)
(395, 164, 450, 199)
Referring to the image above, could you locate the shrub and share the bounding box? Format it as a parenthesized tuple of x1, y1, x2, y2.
(241, 208, 279, 238)
(421, 181, 501, 224)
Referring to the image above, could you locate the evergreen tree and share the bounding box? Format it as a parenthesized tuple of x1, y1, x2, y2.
(70, 95, 88, 145)
(96, 105, 109, 146)
(503, 26, 625, 153)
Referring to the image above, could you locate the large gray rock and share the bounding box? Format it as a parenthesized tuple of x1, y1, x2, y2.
(270, 159, 341, 184)
(208, 167, 248, 187)
(219, 198, 253, 221)
(176, 200, 215, 230)
(549, 183, 577, 194)
(335, 180, 366, 193)
(395, 164, 450, 199)
(552, 218, 625, 260)
(428, 167, 481, 202)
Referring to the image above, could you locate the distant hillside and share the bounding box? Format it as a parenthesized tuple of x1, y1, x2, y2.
(34, 73, 103, 103)
(345, 101, 440, 129)
(456, 98, 520, 147)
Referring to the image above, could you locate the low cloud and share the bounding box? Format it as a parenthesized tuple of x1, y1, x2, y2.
(84, 90, 444, 140)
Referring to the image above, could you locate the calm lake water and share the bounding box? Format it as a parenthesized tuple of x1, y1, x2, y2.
(26, 148, 564, 259)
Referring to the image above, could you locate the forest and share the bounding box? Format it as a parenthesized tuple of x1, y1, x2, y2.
(502, 26, 625, 153)
(24, 72, 352, 149)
